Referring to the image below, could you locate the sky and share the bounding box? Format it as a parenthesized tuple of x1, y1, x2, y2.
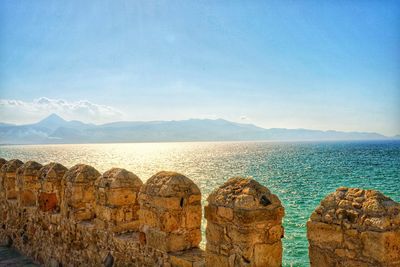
(0, 1, 399, 135)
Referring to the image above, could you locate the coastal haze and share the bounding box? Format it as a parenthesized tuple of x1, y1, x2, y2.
(0, 113, 394, 145)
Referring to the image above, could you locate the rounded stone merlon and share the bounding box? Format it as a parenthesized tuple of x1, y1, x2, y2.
(207, 177, 282, 210)
(16, 161, 43, 207)
(38, 163, 67, 212)
(0, 159, 24, 174)
(95, 168, 143, 230)
(310, 187, 400, 231)
(64, 164, 101, 183)
(96, 168, 143, 189)
(62, 164, 100, 221)
(205, 177, 284, 267)
(139, 171, 202, 252)
(16, 161, 43, 181)
(38, 162, 68, 181)
(140, 171, 201, 197)
(308, 187, 400, 266)
(1, 159, 24, 199)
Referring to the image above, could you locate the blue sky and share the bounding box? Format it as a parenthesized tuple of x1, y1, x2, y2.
(0, 1, 399, 135)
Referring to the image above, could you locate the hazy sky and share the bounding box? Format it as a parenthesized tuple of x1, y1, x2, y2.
(0, 1, 399, 135)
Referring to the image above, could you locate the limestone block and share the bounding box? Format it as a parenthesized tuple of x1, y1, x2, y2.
(138, 208, 159, 228)
(186, 205, 202, 229)
(205, 222, 224, 248)
(169, 248, 205, 267)
(306, 221, 343, 246)
(106, 188, 136, 206)
(205, 252, 229, 267)
(361, 230, 400, 264)
(308, 245, 336, 267)
(253, 241, 282, 267)
(38, 192, 58, 212)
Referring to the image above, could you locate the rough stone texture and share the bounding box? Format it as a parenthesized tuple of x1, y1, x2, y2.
(138, 171, 202, 253)
(307, 187, 400, 267)
(1, 159, 206, 267)
(38, 162, 68, 213)
(95, 168, 143, 233)
(62, 164, 101, 221)
(205, 177, 285, 267)
(16, 161, 43, 207)
(0, 159, 24, 200)
(169, 248, 205, 267)
(2, 158, 398, 267)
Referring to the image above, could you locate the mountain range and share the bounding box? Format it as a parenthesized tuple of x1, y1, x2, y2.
(0, 114, 397, 145)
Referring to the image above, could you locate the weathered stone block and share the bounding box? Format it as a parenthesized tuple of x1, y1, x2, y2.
(169, 248, 205, 267)
(361, 230, 400, 263)
(306, 221, 343, 246)
(38, 192, 58, 212)
(217, 206, 234, 221)
(234, 207, 284, 225)
(253, 241, 282, 267)
(205, 252, 229, 267)
(186, 205, 202, 229)
(138, 208, 159, 228)
(153, 196, 182, 210)
(205, 222, 224, 247)
(226, 224, 265, 244)
(106, 188, 136, 206)
(161, 211, 181, 232)
(308, 245, 336, 267)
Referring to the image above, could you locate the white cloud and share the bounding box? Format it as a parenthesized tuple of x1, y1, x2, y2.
(0, 97, 124, 124)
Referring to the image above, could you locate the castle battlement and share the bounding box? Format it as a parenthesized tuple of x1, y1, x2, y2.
(0, 158, 399, 267)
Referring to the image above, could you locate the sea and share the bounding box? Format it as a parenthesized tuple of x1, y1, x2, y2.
(1, 140, 399, 266)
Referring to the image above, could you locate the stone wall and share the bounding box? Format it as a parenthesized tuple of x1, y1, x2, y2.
(1, 157, 399, 267)
(0, 158, 286, 267)
(0, 159, 200, 266)
(307, 187, 400, 267)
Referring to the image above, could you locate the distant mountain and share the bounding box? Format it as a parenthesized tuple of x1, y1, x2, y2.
(0, 113, 393, 144)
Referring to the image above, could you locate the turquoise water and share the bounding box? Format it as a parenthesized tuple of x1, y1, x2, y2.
(1, 141, 399, 266)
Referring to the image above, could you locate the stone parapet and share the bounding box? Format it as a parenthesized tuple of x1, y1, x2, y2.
(307, 187, 400, 267)
(0, 158, 208, 266)
(3, 156, 396, 267)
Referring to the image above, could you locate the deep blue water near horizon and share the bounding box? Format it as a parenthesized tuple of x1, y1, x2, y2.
(1, 140, 399, 266)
